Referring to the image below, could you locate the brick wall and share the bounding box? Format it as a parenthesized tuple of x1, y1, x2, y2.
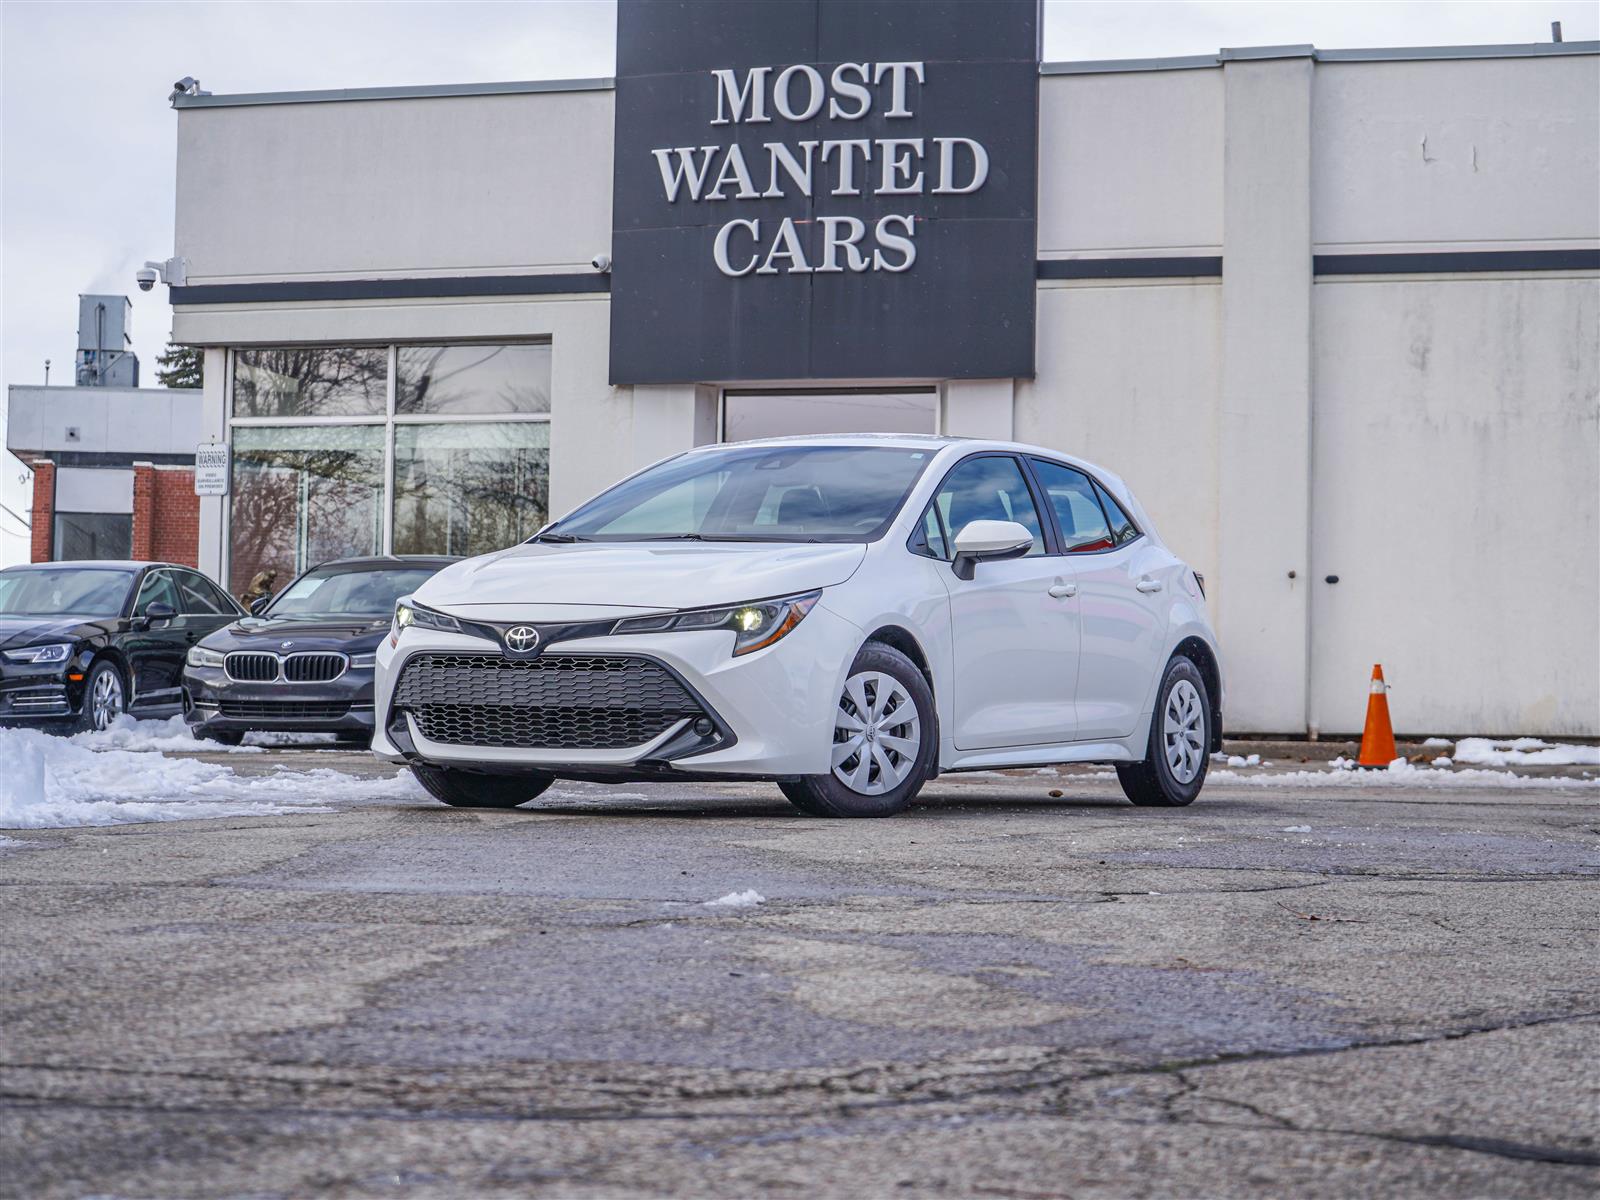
(29, 461, 54, 562)
(132, 463, 200, 567)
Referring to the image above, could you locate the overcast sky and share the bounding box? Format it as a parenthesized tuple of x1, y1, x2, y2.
(2, 0, 1595, 400)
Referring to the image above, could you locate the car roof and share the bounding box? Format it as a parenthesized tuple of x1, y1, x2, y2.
(307, 555, 461, 569)
(2, 560, 174, 571)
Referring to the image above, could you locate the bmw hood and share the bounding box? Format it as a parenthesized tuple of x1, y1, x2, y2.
(418, 542, 868, 613)
(201, 615, 392, 654)
(0, 616, 115, 649)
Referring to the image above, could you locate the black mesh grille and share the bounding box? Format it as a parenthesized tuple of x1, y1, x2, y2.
(219, 699, 350, 719)
(284, 653, 346, 683)
(393, 653, 707, 750)
(225, 652, 279, 682)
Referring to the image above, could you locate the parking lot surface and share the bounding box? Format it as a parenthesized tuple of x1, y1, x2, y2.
(2, 754, 1597, 1198)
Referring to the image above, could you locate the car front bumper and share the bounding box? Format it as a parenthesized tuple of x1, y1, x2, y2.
(0, 662, 83, 725)
(370, 602, 863, 779)
(182, 666, 378, 735)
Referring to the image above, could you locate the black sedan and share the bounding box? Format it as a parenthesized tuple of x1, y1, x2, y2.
(0, 561, 244, 732)
(182, 556, 457, 746)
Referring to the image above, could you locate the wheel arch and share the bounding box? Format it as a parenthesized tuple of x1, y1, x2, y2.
(1172, 635, 1223, 752)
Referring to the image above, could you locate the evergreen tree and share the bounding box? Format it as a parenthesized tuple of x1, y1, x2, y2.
(155, 341, 203, 389)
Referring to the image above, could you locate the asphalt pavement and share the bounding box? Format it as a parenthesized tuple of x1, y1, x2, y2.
(1, 752, 1596, 1198)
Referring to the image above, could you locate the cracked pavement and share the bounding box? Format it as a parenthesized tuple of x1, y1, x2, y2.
(1, 757, 1597, 1197)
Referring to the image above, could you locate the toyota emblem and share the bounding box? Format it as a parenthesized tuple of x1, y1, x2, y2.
(504, 625, 541, 654)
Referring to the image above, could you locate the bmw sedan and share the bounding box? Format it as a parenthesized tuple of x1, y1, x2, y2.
(0, 561, 244, 732)
(375, 436, 1223, 817)
(183, 555, 457, 745)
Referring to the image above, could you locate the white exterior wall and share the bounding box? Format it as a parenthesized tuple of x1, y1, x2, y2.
(169, 48, 1599, 736)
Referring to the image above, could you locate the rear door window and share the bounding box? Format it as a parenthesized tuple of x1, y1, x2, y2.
(1030, 460, 1115, 553)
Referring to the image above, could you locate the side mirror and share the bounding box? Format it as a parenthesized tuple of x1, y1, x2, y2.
(139, 601, 177, 629)
(249, 596, 272, 615)
(951, 519, 1035, 581)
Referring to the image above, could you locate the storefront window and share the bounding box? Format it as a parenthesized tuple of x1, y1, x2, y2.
(396, 344, 551, 414)
(233, 347, 388, 418)
(392, 423, 549, 556)
(229, 425, 384, 597)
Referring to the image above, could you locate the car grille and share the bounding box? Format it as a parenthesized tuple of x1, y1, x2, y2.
(219, 699, 350, 720)
(223, 651, 347, 683)
(283, 653, 346, 683)
(225, 652, 279, 682)
(393, 653, 708, 750)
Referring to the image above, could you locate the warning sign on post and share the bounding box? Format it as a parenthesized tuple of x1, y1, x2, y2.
(194, 443, 230, 496)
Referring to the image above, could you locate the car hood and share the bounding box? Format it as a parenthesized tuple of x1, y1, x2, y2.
(200, 615, 392, 654)
(0, 615, 117, 650)
(418, 541, 868, 613)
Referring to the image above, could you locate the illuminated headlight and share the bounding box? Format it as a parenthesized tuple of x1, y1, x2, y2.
(2, 642, 73, 665)
(392, 598, 461, 645)
(612, 591, 820, 656)
(185, 645, 226, 669)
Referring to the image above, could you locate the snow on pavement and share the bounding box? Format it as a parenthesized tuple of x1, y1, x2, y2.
(0, 725, 421, 830)
(1211, 757, 1597, 790)
(70, 715, 341, 753)
(703, 889, 767, 908)
(1449, 738, 1600, 768)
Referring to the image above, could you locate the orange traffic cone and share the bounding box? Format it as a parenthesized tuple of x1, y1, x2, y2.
(1357, 664, 1398, 768)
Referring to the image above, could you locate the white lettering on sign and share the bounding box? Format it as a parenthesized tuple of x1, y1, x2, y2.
(194, 442, 231, 496)
(648, 60, 989, 277)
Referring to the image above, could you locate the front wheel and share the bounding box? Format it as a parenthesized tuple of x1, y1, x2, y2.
(1116, 655, 1211, 807)
(75, 660, 126, 733)
(781, 642, 937, 818)
(410, 763, 553, 809)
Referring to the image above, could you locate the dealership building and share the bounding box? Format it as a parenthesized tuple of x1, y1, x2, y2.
(164, 1, 1598, 738)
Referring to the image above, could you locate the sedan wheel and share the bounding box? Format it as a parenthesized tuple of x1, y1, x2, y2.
(780, 642, 935, 819)
(1163, 678, 1206, 784)
(81, 662, 125, 732)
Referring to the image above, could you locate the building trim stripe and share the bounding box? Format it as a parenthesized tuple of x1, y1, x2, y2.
(168, 250, 1600, 306)
(170, 274, 612, 305)
(1042, 40, 1598, 75)
(1313, 249, 1600, 275)
(1038, 257, 1223, 279)
(173, 76, 616, 109)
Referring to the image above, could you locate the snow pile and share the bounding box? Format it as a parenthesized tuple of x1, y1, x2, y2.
(1210, 757, 1598, 790)
(703, 889, 766, 908)
(1450, 738, 1599, 768)
(0, 725, 420, 829)
(71, 715, 263, 753)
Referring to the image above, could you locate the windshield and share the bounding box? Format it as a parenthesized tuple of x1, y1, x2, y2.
(549, 445, 934, 543)
(266, 567, 444, 618)
(0, 567, 134, 617)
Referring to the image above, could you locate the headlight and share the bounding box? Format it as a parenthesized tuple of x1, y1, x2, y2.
(2, 642, 73, 665)
(185, 645, 226, 669)
(392, 598, 461, 640)
(612, 591, 820, 656)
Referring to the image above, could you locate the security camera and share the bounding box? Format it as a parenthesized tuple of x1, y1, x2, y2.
(136, 267, 159, 292)
(173, 76, 199, 94)
(139, 256, 187, 290)
(591, 253, 612, 274)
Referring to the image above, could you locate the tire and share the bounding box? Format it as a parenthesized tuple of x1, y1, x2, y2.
(75, 659, 127, 733)
(205, 729, 245, 746)
(781, 642, 937, 818)
(1116, 655, 1211, 807)
(410, 763, 553, 809)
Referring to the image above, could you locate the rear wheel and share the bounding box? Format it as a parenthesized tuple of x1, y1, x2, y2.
(1116, 655, 1210, 807)
(410, 763, 554, 809)
(781, 642, 936, 818)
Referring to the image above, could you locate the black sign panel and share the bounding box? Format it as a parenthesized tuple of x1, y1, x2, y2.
(609, 0, 1039, 385)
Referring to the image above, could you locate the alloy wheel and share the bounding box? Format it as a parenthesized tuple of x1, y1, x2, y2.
(832, 671, 921, 795)
(91, 668, 124, 730)
(1163, 678, 1205, 783)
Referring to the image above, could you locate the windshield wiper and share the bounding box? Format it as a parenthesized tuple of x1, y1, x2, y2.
(533, 531, 587, 543)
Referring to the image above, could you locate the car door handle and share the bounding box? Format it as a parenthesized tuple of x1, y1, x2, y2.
(1048, 583, 1077, 599)
(1136, 578, 1163, 593)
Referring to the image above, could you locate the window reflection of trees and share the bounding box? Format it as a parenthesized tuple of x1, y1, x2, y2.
(393, 426, 548, 557)
(229, 447, 383, 596)
(233, 347, 388, 417)
(395, 345, 551, 415)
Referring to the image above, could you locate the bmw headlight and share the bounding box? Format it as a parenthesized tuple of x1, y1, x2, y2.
(2, 642, 73, 665)
(185, 645, 226, 669)
(612, 591, 820, 656)
(392, 598, 461, 641)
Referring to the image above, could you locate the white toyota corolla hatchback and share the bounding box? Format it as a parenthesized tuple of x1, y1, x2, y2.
(374, 436, 1223, 817)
